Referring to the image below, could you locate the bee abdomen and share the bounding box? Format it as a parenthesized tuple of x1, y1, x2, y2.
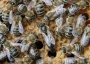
(65, 26, 73, 38)
(0, 34, 6, 44)
(10, 47, 19, 58)
(13, 26, 21, 36)
(35, 2, 45, 16)
(2, 11, 9, 23)
(75, 44, 83, 53)
(17, 4, 27, 14)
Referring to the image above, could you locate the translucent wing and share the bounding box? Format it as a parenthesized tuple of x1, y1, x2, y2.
(10, 21, 15, 34)
(30, 48, 36, 56)
(72, 51, 84, 59)
(27, 0, 35, 10)
(21, 43, 30, 52)
(47, 30, 55, 45)
(9, 10, 13, 24)
(81, 32, 90, 46)
(5, 48, 11, 60)
(11, 43, 22, 47)
(18, 21, 24, 34)
(55, 16, 63, 27)
(42, 32, 51, 46)
(42, 0, 53, 6)
(70, 37, 78, 45)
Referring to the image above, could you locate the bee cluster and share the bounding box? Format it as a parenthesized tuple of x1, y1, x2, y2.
(0, 0, 90, 64)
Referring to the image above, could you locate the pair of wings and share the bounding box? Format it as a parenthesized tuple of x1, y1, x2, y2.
(10, 20, 24, 34)
(42, 30, 55, 47)
(11, 42, 30, 52)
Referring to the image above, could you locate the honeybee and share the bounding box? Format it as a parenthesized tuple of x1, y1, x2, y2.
(76, 0, 89, 9)
(17, 4, 27, 14)
(1, 40, 20, 62)
(44, 4, 67, 21)
(0, 51, 7, 62)
(78, 58, 88, 64)
(11, 33, 38, 52)
(10, 13, 24, 37)
(10, 0, 23, 6)
(53, 0, 63, 7)
(63, 57, 77, 64)
(36, 58, 45, 64)
(29, 43, 40, 60)
(25, 10, 36, 21)
(81, 24, 90, 46)
(68, 4, 79, 16)
(42, 0, 53, 6)
(55, 15, 65, 27)
(41, 24, 55, 52)
(0, 22, 9, 35)
(16, 55, 33, 64)
(65, 25, 73, 38)
(62, 44, 84, 58)
(35, 0, 45, 16)
(72, 14, 88, 38)
(2, 10, 10, 24)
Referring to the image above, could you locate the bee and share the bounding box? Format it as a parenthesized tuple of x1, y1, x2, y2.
(53, 0, 63, 6)
(72, 14, 88, 38)
(44, 4, 67, 21)
(35, 1, 45, 16)
(62, 44, 84, 58)
(65, 25, 73, 38)
(63, 57, 77, 64)
(10, 0, 23, 6)
(10, 13, 24, 37)
(76, 0, 89, 9)
(2, 10, 10, 24)
(0, 34, 7, 44)
(55, 26, 65, 39)
(25, 10, 36, 21)
(78, 58, 88, 64)
(0, 22, 9, 35)
(11, 33, 38, 52)
(41, 24, 55, 52)
(0, 51, 7, 62)
(81, 24, 90, 46)
(29, 43, 40, 60)
(10, 46, 19, 58)
(55, 15, 65, 27)
(36, 58, 45, 64)
(16, 55, 33, 64)
(68, 4, 79, 16)
(17, 4, 27, 14)
(42, 0, 53, 6)
(1, 40, 19, 62)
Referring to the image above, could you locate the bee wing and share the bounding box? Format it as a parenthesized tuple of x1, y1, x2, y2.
(9, 10, 13, 24)
(5, 48, 11, 60)
(81, 32, 90, 46)
(42, 0, 53, 6)
(27, 0, 35, 10)
(72, 51, 84, 59)
(41, 32, 51, 46)
(18, 21, 24, 34)
(55, 16, 63, 27)
(47, 30, 55, 45)
(10, 21, 15, 34)
(70, 37, 78, 45)
(11, 43, 22, 47)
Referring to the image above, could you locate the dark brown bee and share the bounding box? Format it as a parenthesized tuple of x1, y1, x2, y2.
(35, 1, 45, 16)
